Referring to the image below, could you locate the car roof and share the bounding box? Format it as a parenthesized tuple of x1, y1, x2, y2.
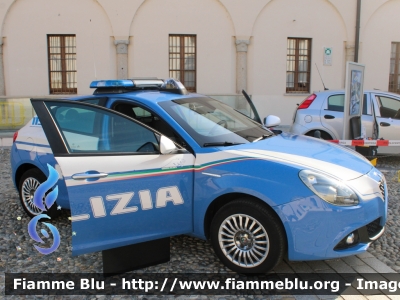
(313, 89, 400, 96)
(69, 90, 205, 103)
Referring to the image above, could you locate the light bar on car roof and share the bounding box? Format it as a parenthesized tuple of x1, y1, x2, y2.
(90, 80, 134, 88)
(90, 78, 189, 95)
(160, 78, 188, 95)
(131, 79, 164, 87)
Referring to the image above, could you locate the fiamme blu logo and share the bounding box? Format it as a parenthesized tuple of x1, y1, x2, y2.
(27, 164, 60, 255)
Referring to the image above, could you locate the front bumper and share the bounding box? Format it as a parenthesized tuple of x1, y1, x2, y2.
(334, 218, 385, 250)
(274, 168, 387, 261)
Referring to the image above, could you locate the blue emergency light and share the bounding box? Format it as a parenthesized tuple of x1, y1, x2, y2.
(90, 80, 134, 89)
(89, 78, 188, 95)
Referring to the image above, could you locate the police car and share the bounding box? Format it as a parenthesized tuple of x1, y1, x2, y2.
(11, 78, 387, 274)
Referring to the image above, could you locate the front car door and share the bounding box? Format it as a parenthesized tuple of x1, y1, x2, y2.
(373, 93, 400, 140)
(31, 99, 195, 255)
(320, 93, 346, 138)
(320, 93, 374, 139)
(110, 99, 191, 150)
(209, 91, 262, 124)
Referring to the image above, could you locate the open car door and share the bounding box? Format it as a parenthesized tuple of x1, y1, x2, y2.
(31, 99, 195, 256)
(241, 90, 262, 124)
(374, 94, 400, 140)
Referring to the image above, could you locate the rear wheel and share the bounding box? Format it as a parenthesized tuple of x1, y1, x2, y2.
(210, 198, 286, 273)
(19, 168, 60, 218)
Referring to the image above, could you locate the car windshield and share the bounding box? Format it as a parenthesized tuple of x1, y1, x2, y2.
(160, 97, 273, 147)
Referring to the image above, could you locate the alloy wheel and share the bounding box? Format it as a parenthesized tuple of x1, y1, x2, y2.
(218, 213, 269, 268)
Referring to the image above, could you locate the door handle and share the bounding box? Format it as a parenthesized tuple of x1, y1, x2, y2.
(324, 115, 335, 119)
(72, 172, 109, 180)
(380, 122, 391, 127)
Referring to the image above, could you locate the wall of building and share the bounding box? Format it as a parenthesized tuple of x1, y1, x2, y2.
(0, 0, 399, 126)
(249, 0, 348, 121)
(129, 0, 236, 94)
(2, 0, 116, 96)
(362, 1, 400, 91)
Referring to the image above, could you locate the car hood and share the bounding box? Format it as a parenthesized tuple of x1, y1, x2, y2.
(224, 133, 373, 181)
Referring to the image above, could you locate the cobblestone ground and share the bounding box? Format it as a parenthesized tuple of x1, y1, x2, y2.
(365, 156, 400, 271)
(1, 148, 399, 299)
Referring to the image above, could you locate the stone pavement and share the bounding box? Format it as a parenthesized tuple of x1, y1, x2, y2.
(272, 253, 398, 299)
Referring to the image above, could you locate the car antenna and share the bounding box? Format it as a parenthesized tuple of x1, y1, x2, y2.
(315, 63, 328, 90)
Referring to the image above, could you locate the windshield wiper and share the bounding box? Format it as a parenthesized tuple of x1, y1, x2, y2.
(252, 134, 272, 143)
(203, 142, 244, 147)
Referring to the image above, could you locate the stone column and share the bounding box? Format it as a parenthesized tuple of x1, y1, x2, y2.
(0, 39, 5, 95)
(345, 41, 355, 63)
(235, 39, 250, 94)
(114, 39, 129, 79)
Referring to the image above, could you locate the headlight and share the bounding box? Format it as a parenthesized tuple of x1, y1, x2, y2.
(299, 170, 359, 206)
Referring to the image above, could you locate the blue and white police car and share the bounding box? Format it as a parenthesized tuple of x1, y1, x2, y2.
(11, 78, 387, 274)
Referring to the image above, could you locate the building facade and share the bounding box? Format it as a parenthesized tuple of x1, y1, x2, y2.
(0, 0, 400, 125)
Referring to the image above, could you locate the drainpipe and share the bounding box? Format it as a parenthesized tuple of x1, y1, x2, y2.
(354, 0, 361, 62)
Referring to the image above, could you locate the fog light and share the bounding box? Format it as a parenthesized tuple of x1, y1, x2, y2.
(334, 231, 359, 250)
(346, 233, 355, 244)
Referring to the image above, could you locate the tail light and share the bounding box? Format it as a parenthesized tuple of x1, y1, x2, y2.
(13, 131, 18, 143)
(298, 94, 317, 109)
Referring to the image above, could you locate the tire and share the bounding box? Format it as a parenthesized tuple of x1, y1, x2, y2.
(306, 130, 332, 140)
(210, 198, 286, 274)
(19, 168, 61, 218)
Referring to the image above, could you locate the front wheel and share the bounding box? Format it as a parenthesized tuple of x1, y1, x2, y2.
(19, 168, 60, 218)
(210, 198, 286, 273)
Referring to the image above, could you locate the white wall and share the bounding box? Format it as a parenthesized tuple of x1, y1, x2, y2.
(3, 0, 115, 96)
(129, 0, 236, 95)
(249, 0, 347, 123)
(361, 1, 400, 91)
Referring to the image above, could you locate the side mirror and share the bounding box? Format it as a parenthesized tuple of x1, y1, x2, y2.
(263, 115, 281, 128)
(160, 135, 178, 154)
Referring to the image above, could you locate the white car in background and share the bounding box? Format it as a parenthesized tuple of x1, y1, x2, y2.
(289, 90, 400, 154)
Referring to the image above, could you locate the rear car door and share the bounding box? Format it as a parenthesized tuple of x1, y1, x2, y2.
(31, 99, 195, 256)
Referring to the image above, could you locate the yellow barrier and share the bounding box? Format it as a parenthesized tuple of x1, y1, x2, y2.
(0, 99, 34, 130)
(0, 102, 25, 128)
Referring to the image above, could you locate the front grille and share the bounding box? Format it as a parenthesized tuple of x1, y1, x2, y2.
(366, 218, 382, 238)
(379, 180, 386, 200)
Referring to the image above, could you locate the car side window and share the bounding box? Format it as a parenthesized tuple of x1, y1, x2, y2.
(79, 97, 107, 106)
(327, 94, 369, 115)
(47, 102, 159, 153)
(376, 96, 400, 119)
(113, 101, 186, 146)
(53, 106, 97, 135)
(81, 99, 100, 105)
(327, 94, 344, 112)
